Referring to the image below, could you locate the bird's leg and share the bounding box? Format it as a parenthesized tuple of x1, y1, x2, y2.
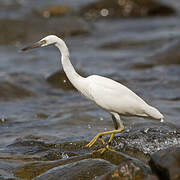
(86, 128, 124, 148)
(86, 113, 124, 150)
(106, 113, 119, 147)
(107, 113, 124, 146)
(91, 136, 107, 154)
(99, 136, 105, 145)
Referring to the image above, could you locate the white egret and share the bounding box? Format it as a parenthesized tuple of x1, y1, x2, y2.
(20, 35, 164, 153)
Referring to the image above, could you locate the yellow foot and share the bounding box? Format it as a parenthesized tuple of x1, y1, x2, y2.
(86, 134, 101, 148)
(86, 127, 124, 148)
(91, 145, 115, 154)
(92, 147, 107, 154)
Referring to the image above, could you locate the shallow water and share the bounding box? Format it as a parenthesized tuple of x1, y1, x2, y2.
(0, 0, 180, 159)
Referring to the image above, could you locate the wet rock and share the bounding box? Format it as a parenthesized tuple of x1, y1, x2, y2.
(2, 138, 76, 162)
(0, 161, 18, 180)
(46, 70, 87, 91)
(0, 81, 35, 101)
(0, 16, 89, 45)
(97, 159, 151, 180)
(40, 5, 70, 18)
(149, 146, 180, 180)
(130, 62, 154, 70)
(46, 70, 76, 91)
(143, 174, 159, 180)
(10, 137, 151, 179)
(148, 39, 180, 65)
(4, 124, 180, 179)
(15, 154, 92, 179)
(6, 138, 55, 155)
(81, 0, 175, 20)
(7, 136, 148, 179)
(34, 158, 116, 180)
(99, 39, 163, 50)
(110, 122, 180, 163)
(4, 137, 88, 158)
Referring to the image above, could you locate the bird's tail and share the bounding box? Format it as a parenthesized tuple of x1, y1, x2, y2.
(145, 106, 164, 122)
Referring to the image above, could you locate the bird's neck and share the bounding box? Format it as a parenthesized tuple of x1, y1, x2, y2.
(55, 39, 85, 90)
(62, 54, 81, 83)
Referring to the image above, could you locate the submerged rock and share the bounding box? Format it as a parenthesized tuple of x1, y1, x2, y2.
(14, 154, 92, 179)
(0, 16, 89, 45)
(0, 81, 35, 101)
(40, 5, 70, 18)
(46, 70, 76, 91)
(149, 146, 180, 180)
(148, 39, 180, 65)
(34, 158, 116, 180)
(81, 0, 175, 20)
(46, 70, 87, 91)
(0, 161, 18, 180)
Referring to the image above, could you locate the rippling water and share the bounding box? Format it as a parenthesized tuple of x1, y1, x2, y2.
(0, 0, 180, 149)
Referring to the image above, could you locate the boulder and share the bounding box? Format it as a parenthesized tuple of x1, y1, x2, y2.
(0, 81, 35, 101)
(34, 158, 116, 180)
(81, 0, 175, 20)
(148, 39, 180, 65)
(97, 159, 152, 180)
(110, 122, 180, 162)
(149, 146, 180, 180)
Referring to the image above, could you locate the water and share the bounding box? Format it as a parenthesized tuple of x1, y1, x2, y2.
(0, 0, 180, 156)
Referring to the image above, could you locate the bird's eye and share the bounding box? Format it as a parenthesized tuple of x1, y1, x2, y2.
(41, 40, 47, 44)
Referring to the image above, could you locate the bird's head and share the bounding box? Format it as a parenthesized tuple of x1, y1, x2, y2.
(20, 35, 58, 52)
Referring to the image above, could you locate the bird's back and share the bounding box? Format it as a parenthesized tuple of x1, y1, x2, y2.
(86, 75, 163, 120)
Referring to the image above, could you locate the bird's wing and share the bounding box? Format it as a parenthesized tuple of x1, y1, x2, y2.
(86, 75, 149, 116)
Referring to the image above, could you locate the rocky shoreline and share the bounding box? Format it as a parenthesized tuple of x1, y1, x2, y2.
(0, 123, 179, 179)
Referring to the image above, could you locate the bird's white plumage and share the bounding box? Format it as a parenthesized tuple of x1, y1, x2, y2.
(85, 75, 163, 120)
(21, 35, 164, 124)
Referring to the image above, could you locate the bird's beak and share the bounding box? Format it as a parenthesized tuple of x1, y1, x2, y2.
(19, 40, 46, 52)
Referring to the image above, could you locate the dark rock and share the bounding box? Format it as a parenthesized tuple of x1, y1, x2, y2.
(81, 0, 175, 20)
(34, 159, 116, 180)
(0, 16, 89, 45)
(0, 161, 19, 180)
(149, 146, 180, 180)
(40, 5, 70, 18)
(0, 81, 35, 101)
(6, 139, 55, 155)
(99, 39, 166, 51)
(148, 39, 180, 65)
(2, 138, 77, 161)
(46, 70, 87, 90)
(0, 178, 16, 180)
(6, 124, 180, 179)
(97, 159, 151, 180)
(92, 150, 151, 173)
(143, 174, 159, 180)
(15, 154, 92, 179)
(12, 137, 151, 179)
(92, 150, 132, 165)
(110, 122, 180, 163)
(46, 70, 76, 91)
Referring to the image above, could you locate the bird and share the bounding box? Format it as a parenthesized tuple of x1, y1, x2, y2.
(20, 35, 164, 153)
